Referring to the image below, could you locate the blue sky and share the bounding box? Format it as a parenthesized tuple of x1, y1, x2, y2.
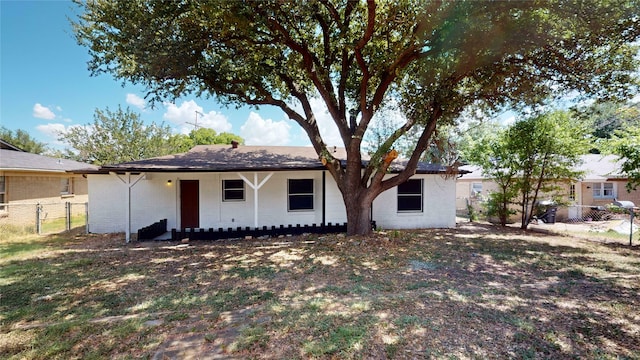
(0, 0, 335, 150)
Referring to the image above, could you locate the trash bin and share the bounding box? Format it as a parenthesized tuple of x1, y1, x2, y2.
(536, 200, 557, 224)
(543, 206, 557, 224)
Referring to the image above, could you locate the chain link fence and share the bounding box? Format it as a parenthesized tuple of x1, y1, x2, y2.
(0, 202, 88, 235)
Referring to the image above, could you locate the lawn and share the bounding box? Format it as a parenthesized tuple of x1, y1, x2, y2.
(1, 223, 639, 359)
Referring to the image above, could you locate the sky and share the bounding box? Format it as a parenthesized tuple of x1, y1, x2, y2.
(0, 0, 343, 150)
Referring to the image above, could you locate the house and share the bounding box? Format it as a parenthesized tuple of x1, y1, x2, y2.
(82, 144, 465, 241)
(456, 154, 640, 222)
(0, 139, 98, 226)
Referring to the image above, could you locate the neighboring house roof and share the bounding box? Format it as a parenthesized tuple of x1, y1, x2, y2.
(0, 139, 26, 152)
(458, 154, 626, 182)
(458, 165, 484, 180)
(86, 144, 461, 174)
(576, 154, 624, 181)
(0, 149, 98, 173)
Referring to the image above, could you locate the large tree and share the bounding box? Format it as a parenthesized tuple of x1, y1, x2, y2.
(58, 106, 175, 165)
(74, 0, 640, 235)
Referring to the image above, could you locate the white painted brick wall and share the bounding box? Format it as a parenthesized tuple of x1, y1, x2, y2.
(88, 171, 457, 234)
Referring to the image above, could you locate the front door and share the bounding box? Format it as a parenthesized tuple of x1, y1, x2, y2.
(180, 180, 199, 229)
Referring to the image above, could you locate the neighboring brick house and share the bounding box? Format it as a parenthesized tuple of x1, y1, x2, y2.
(457, 154, 640, 222)
(0, 139, 98, 226)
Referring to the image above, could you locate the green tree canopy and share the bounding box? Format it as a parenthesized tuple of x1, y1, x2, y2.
(74, 0, 640, 235)
(58, 106, 174, 165)
(0, 126, 49, 154)
(572, 100, 640, 153)
(169, 128, 244, 153)
(469, 110, 590, 229)
(608, 124, 640, 192)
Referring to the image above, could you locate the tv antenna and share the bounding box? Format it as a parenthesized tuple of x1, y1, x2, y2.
(186, 111, 204, 130)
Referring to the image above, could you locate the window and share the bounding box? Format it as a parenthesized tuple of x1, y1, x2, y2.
(397, 179, 423, 212)
(471, 182, 483, 198)
(223, 179, 245, 201)
(288, 179, 314, 211)
(592, 182, 614, 198)
(569, 184, 576, 201)
(60, 177, 72, 195)
(0, 176, 5, 212)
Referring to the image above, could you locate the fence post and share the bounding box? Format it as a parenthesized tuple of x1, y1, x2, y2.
(65, 202, 71, 231)
(36, 203, 42, 235)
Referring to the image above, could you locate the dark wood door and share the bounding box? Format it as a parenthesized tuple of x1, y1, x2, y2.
(180, 180, 199, 229)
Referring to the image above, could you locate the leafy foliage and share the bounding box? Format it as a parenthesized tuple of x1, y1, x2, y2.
(73, 0, 640, 234)
(572, 100, 640, 153)
(608, 124, 640, 191)
(58, 107, 245, 164)
(169, 128, 244, 153)
(0, 126, 49, 154)
(57, 106, 175, 165)
(469, 111, 589, 228)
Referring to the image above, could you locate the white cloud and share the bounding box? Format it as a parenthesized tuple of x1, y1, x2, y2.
(37, 123, 88, 149)
(36, 123, 69, 148)
(163, 100, 232, 134)
(240, 112, 291, 145)
(36, 123, 67, 138)
(126, 93, 146, 110)
(33, 103, 56, 120)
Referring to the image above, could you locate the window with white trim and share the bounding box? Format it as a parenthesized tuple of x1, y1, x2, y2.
(471, 182, 483, 198)
(0, 176, 6, 212)
(60, 177, 73, 195)
(592, 182, 614, 198)
(397, 179, 423, 212)
(223, 179, 245, 201)
(569, 184, 576, 201)
(288, 179, 314, 211)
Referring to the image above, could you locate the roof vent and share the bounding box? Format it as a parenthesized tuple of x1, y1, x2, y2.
(231, 140, 239, 149)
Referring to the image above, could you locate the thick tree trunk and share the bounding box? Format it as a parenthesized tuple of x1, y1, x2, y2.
(342, 178, 378, 235)
(343, 188, 375, 236)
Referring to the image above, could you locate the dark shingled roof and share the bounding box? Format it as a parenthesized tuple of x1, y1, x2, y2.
(0, 149, 98, 172)
(86, 145, 464, 175)
(0, 139, 25, 151)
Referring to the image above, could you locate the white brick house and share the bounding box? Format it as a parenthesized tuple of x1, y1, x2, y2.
(83, 144, 463, 241)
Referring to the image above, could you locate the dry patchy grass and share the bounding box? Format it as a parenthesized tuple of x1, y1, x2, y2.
(1, 223, 639, 359)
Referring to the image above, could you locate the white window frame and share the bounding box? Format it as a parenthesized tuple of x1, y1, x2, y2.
(60, 177, 73, 195)
(471, 182, 483, 198)
(592, 182, 614, 199)
(569, 184, 576, 201)
(0, 175, 6, 212)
